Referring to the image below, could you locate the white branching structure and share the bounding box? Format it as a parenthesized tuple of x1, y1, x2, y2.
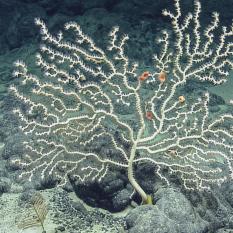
(11, 0, 233, 203)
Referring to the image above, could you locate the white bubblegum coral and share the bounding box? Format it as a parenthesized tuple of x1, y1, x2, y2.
(11, 0, 233, 204)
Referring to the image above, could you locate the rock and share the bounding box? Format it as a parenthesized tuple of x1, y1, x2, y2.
(208, 93, 225, 106)
(125, 187, 208, 233)
(209, 105, 221, 113)
(70, 170, 131, 212)
(216, 229, 233, 233)
(112, 188, 131, 211)
(0, 177, 11, 193)
(55, 225, 66, 232)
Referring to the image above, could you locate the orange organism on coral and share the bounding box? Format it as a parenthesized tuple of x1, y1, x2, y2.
(139, 71, 150, 81)
(145, 111, 154, 120)
(158, 71, 166, 83)
(178, 95, 185, 103)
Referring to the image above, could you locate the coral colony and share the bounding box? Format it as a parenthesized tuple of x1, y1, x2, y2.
(11, 0, 233, 204)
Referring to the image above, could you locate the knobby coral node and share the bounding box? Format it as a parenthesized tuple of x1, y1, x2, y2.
(158, 71, 166, 83)
(139, 71, 151, 81)
(178, 95, 185, 103)
(145, 111, 154, 120)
